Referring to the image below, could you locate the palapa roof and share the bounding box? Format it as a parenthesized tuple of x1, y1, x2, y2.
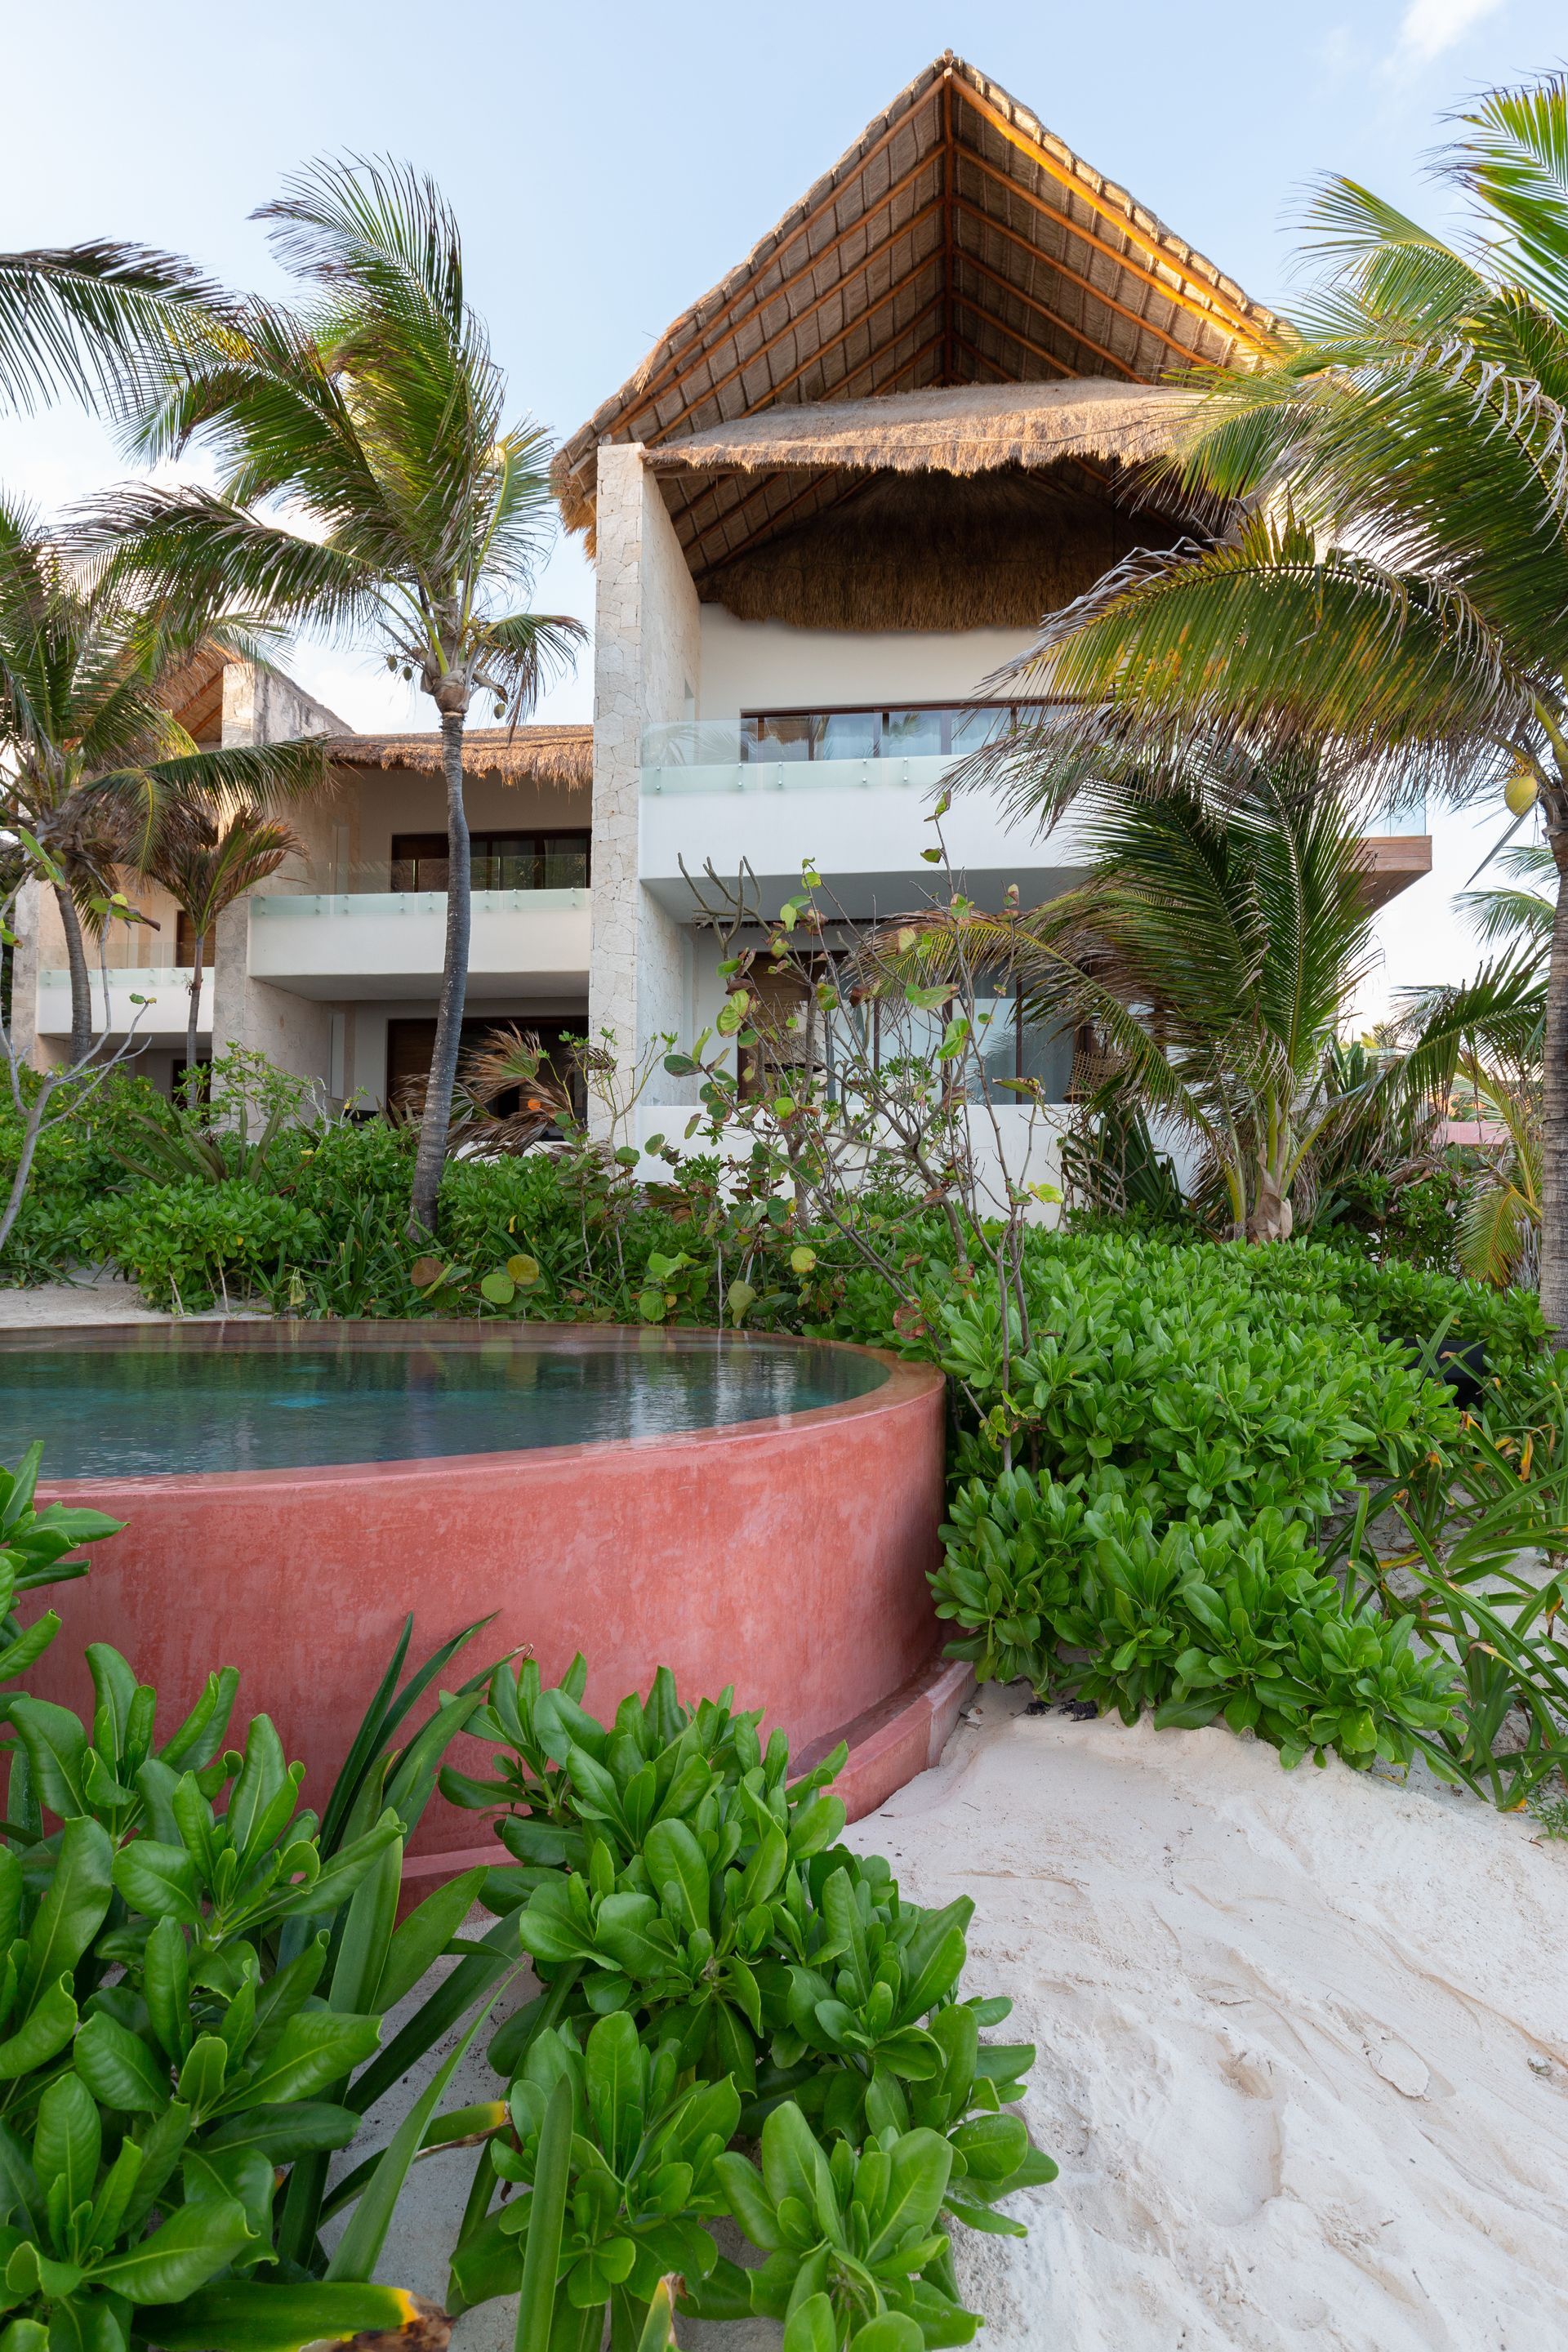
(323, 725, 592, 790)
(642, 380, 1197, 481)
(555, 51, 1278, 592)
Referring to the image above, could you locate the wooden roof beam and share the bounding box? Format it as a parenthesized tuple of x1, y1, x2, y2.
(953, 189, 1209, 369)
(954, 248, 1133, 378)
(626, 85, 946, 418)
(631, 193, 946, 440)
(949, 75, 1271, 351)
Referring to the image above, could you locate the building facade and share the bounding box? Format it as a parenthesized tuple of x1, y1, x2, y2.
(11, 56, 1429, 1136)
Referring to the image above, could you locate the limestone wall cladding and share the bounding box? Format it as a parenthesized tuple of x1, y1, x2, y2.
(589, 446, 702, 1122)
(215, 661, 351, 1082)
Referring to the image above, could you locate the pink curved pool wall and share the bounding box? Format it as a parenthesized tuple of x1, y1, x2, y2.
(30, 1341, 947, 1864)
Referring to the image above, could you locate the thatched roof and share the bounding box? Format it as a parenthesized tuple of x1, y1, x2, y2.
(323, 725, 592, 789)
(555, 51, 1276, 584)
(646, 381, 1195, 480)
(704, 462, 1188, 631)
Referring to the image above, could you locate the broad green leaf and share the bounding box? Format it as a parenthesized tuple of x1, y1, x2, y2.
(74, 2013, 167, 2114)
(111, 1840, 201, 1926)
(7, 1699, 89, 1816)
(220, 2011, 381, 2112)
(91, 2195, 254, 2303)
(644, 1819, 709, 1936)
(32, 2077, 98, 2216)
(24, 1817, 112, 1997)
(374, 1867, 486, 2015)
(585, 2011, 642, 2178)
(867, 2130, 953, 2260)
(0, 1977, 77, 2080)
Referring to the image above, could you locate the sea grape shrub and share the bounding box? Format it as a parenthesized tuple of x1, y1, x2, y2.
(938, 1232, 1459, 1508)
(439, 1658, 1054, 2341)
(82, 1179, 324, 1311)
(935, 1470, 1459, 1769)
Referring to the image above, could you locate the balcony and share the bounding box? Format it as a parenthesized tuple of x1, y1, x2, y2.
(36, 947, 211, 1044)
(247, 867, 591, 1000)
(639, 710, 1094, 919)
(639, 710, 1429, 919)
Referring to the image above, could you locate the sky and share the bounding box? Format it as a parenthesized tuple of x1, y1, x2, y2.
(0, 0, 1560, 1021)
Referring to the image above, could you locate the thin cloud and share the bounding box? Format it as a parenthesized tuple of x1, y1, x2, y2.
(1392, 0, 1506, 65)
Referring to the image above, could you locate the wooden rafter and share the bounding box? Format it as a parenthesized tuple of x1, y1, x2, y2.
(950, 77, 1269, 350)
(953, 190, 1205, 368)
(625, 87, 946, 421)
(954, 248, 1132, 379)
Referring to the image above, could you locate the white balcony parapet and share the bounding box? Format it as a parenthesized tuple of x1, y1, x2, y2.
(37, 966, 211, 1041)
(247, 885, 591, 1000)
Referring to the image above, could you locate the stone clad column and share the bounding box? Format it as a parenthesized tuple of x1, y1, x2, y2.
(587, 444, 701, 1131)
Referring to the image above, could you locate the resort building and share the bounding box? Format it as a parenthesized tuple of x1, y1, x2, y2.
(11, 54, 1430, 1130)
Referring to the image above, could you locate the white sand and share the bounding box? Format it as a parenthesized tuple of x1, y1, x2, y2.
(862, 1689, 1568, 2351)
(0, 1277, 265, 1324)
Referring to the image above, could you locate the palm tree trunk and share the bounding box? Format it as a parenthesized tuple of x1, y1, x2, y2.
(408, 711, 470, 1236)
(185, 931, 204, 1111)
(1539, 822, 1568, 1336)
(54, 884, 93, 1064)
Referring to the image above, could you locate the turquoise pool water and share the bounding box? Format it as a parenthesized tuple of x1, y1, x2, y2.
(0, 1325, 887, 1479)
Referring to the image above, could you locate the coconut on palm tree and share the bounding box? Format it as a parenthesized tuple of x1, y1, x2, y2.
(89, 156, 586, 1232)
(970, 75, 1568, 1320)
(145, 804, 301, 1103)
(0, 496, 325, 1060)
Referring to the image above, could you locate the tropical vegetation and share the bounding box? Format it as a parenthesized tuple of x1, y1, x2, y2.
(972, 72, 1568, 1325)
(86, 155, 586, 1232)
(0, 1441, 1054, 2352)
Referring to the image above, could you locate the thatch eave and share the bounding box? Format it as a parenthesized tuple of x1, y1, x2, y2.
(643, 380, 1197, 483)
(323, 725, 592, 790)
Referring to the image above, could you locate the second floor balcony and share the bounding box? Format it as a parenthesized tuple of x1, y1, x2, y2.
(639, 706, 1430, 919)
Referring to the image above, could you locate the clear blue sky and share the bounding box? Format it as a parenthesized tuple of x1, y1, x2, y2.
(1, 0, 1561, 1011)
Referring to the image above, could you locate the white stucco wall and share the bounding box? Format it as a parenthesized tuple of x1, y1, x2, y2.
(696, 610, 1037, 716)
(587, 445, 702, 1120)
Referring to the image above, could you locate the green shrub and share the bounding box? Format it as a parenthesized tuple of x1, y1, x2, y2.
(437, 1655, 1054, 2344)
(938, 1230, 1458, 1504)
(935, 1470, 1458, 1770)
(83, 1179, 325, 1309)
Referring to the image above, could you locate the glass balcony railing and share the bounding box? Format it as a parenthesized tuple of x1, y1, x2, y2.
(642, 706, 1029, 793)
(265, 851, 590, 898)
(41, 926, 194, 974)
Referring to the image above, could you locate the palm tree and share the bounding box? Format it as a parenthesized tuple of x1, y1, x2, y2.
(88, 157, 586, 1233)
(997, 751, 1389, 1237)
(145, 805, 301, 1103)
(1458, 840, 1556, 962)
(0, 497, 326, 1060)
(972, 76, 1568, 1320)
(0, 241, 219, 415)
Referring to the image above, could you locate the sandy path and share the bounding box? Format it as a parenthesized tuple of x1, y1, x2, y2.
(859, 1690, 1568, 2351)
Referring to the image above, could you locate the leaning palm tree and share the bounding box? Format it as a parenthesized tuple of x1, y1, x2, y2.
(970, 76, 1568, 1319)
(0, 242, 220, 414)
(145, 805, 301, 1103)
(87, 156, 586, 1232)
(0, 496, 326, 1059)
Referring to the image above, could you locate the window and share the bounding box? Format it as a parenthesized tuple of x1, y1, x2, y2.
(390, 831, 591, 891)
(174, 911, 216, 967)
